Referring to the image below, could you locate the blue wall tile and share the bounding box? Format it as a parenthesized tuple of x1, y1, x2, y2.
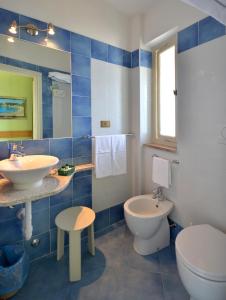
(73, 156, 92, 165)
(73, 175, 92, 199)
(72, 117, 91, 138)
(140, 49, 152, 68)
(47, 26, 70, 52)
(72, 96, 91, 117)
(108, 45, 124, 66)
(71, 53, 91, 78)
(178, 23, 198, 53)
(168, 218, 183, 242)
(0, 204, 23, 222)
(19, 15, 47, 45)
(95, 208, 110, 232)
(25, 232, 50, 260)
(74, 169, 92, 179)
(71, 32, 91, 57)
(0, 8, 19, 37)
(49, 138, 72, 159)
(72, 76, 91, 97)
(110, 203, 124, 225)
(50, 181, 73, 207)
(22, 139, 49, 155)
(32, 197, 50, 212)
(131, 50, 139, 68)
(32, 208, 49, 236)
(0, 218, 23, 246)
(73, 138, 92, 158)
(72, 195, 92, 208)
(123, 50, 131, 68)
(199, 16, 225, 45)
(91, 39, 108, 62)
(0, 56, 6, 64)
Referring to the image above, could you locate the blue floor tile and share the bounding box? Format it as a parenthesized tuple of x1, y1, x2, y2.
(12, 224, 187, 300)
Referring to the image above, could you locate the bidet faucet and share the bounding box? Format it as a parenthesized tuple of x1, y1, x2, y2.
(8, 143, 25, 161)
(152, 186, 164, 200)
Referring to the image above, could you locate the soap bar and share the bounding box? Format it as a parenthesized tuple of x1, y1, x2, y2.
(58, 164, 75, 176)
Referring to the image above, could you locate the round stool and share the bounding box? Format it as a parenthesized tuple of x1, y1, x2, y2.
(55, 206, 95, 282)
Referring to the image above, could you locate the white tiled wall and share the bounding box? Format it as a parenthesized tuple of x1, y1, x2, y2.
(143, 35, 226, 232)
(91, 59, 132, 211)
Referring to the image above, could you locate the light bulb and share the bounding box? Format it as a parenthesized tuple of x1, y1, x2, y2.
(7, 36, 15, 43)
(9, 21, 17, 35)
(48, 23, 55, 35)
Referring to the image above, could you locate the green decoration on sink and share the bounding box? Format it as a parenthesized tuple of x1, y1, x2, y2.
(58, 164, 75, 176)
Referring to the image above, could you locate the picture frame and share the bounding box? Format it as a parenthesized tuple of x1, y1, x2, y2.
(0, 97, 26, 118)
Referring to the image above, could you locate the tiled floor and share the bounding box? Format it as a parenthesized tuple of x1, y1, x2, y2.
(12, 223, 189, 300)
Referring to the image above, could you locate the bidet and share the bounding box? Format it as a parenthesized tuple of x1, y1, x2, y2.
(124, 194, 173, 255)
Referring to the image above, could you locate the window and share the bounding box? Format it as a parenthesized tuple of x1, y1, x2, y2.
(151, 38, 177, 150)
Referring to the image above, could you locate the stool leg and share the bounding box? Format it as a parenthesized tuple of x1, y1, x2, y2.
(69, 231, 81, 282)
(88, 223, 95, 256)
(57, 228, 65, 261)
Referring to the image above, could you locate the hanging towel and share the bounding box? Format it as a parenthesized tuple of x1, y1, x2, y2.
(152, 156, 171, 188)
(111, 135, 127, 176)
(95, 136, 112, 178)
(48, 72, 71, 84)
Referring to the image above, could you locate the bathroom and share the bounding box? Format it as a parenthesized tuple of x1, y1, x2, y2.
(0, 0, 225, 299)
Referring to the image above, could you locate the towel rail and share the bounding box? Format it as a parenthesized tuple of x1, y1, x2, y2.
(81, 133, 134, 139)
(152, 154, 180, 165)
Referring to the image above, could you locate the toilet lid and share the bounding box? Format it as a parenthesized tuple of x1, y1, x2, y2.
(176, 224, 226, 282)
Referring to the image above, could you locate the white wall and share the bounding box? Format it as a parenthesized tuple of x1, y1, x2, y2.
(0, 0, 130, 50)
(129, 0, 205, 50)
(91, 59, 132, 211)
(143, 0, 205, 45)
(143, 35, 226, 232)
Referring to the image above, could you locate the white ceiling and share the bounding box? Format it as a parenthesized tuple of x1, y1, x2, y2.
(104, 0, 156, 15)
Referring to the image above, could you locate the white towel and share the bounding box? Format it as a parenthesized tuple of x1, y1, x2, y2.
(48, 72, 71, 84)
(95, 136, 112, 178)
(152, 156, 171, 188)
(111, 135, 127, 176)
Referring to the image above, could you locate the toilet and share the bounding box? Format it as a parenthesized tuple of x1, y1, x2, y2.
(176, 224, 226, 300)
(124, 194, 173, 255)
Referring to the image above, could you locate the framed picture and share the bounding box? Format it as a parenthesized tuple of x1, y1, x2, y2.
(0, 97, 26, 118)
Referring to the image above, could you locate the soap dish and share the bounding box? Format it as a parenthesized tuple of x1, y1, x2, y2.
(58, 164, 75, 176)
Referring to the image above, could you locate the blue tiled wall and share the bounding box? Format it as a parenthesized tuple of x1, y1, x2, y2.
(0, 7, 224, 261)
(168, 218, 183, 242)
(178, 16, 226, 53)
(0, 138, 124, 260)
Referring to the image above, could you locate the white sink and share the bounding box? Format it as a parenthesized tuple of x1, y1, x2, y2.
(0, 155, 59, 190)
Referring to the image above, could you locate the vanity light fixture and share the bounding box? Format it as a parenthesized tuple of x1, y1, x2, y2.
(8, 20, 55, 37)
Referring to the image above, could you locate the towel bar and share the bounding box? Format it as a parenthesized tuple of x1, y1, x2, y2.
(81, 133, 134, 139)
(152, 154, 180, 165)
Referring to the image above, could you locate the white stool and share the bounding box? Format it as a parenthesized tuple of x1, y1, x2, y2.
(55, 206, 95, 282)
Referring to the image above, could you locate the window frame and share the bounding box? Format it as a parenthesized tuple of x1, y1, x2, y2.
(151, 37, 177, 150)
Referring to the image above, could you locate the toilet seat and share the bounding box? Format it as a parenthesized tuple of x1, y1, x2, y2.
(176, 224, 226, 282)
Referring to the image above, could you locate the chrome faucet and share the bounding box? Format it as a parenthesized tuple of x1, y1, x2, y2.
(152, 186, 164, 201)
(8, 143, 25, 161)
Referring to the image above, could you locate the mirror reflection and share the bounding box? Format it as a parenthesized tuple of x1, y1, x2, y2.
(0, 35, 71, 141)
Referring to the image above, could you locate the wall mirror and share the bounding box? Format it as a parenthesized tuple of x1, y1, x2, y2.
(0, 34, 72, 141)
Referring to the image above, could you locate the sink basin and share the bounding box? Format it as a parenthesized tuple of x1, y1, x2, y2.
(0, 155, 59, 190)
